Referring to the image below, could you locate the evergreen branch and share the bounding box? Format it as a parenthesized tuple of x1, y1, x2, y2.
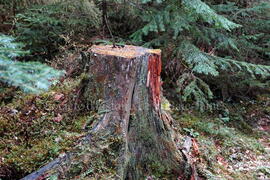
(0, 34, 64, 93)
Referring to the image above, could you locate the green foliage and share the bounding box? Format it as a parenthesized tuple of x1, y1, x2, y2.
(15, 8, 65, 59)
(177, 73, 213, 111)
(15, 0, 101, 59)
(178, 41, 270, 78)
(217, 2, 270, 59)
(182, 0, 241, 31)
(0, 34, 64, 93)
(131, 0, 240, 42)
(128, 0, 270, 110)
(183, 127, 200, 137)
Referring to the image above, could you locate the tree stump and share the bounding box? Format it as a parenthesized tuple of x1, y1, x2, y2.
(84, 45, 184, 179)
(23, 45, 187, 180)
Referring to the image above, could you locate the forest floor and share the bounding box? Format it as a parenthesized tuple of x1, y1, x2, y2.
(0, 54, 270, 179)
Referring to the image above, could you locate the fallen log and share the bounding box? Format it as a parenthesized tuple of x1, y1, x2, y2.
(22, 45, 188, 179)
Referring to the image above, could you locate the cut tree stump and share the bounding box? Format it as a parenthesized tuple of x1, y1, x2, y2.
(22, 45, 188, 180)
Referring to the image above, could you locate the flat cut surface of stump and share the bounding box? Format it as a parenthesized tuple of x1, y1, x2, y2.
(91, 45, 161, 58)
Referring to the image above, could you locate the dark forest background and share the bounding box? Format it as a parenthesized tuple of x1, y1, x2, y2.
(0, 0, 269, 179)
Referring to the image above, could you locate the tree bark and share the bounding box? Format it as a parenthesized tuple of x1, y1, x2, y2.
(23, 45, 187, 179)
(84, 45, 185, 179)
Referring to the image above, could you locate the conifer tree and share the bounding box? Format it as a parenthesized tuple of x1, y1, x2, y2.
(128, 0, 270, 110)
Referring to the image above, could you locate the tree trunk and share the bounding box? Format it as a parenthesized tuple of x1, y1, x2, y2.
(84, 45, 185, 179)
(23, 45, 187, 180)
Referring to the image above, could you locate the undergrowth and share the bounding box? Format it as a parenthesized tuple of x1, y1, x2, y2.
(172, 96, 270, 179)
(0, 77, 96, 179)
(1, 77, 269, 179)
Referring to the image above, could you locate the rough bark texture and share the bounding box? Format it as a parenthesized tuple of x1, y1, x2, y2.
(86, 45, 184, 179)
(23, 45, 186, 180)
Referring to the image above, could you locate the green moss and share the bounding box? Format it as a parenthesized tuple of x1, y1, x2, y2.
(148, 161, 168, 178)
(172, 102, 270, 179)
(0, 78, 97, 178)
(63, 135, 119, 179)
(176, 113, 201, 127)
(74, 116, 88, 131)
(4, 137, 59, 173)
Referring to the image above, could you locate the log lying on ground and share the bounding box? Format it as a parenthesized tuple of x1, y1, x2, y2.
(23, 45, 188, 179)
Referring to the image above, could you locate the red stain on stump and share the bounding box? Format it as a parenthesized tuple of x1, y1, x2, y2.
(148, 54, 162, 110)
